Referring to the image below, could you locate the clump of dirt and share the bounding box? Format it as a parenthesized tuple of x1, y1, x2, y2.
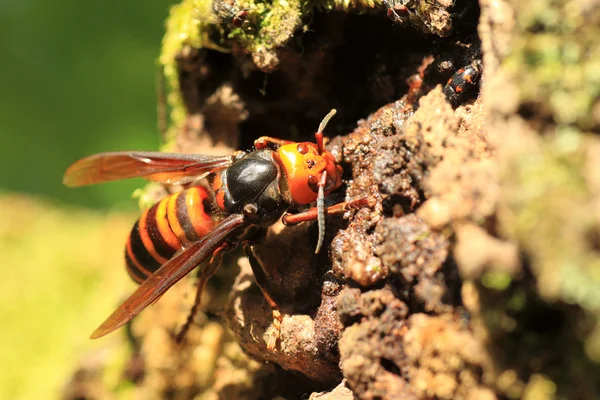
(227, 253, 342, 386)
(64, 0, 600, 398)
(338, 288, 414, 399)
(326, 85, 496, 399)
(376, 214, 452, 313)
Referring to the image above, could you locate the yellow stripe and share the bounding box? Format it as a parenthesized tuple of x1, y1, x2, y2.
(155, 197, 181, 250)
(167, 192, 188, 244)
(186, 187, 215, 238)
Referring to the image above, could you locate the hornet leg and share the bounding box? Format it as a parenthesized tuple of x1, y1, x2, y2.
(282, 196, 373, 226)
(243, 242, 282, 351)
(175, 241, 233, 343)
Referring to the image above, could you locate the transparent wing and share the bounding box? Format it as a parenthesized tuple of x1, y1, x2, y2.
(90, 213, 246, 339)
(63, 151, 233, 187)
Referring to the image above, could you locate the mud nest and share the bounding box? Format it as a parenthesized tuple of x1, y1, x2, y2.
(65, 0, 600, 399)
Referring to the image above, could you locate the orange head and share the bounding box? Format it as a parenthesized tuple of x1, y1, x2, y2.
(276, 141, 343, 205)
(276, 109, 341, 254)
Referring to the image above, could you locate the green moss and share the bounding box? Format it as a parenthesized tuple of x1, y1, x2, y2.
(214, 0, 304, 57)
(158, 0, 384, 139)
(327, 0, 379, 11)
(254, 0, 302, 49)
(160, 0, 206, 145)
(504, 135, 600, 310)
(498, 126, 600, 380)
(506, 0, 600, 129)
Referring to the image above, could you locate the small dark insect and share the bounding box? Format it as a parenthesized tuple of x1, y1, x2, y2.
(63, 110, 370, 350)
(383, 0, 444, 35)
(383, 0, 419, 26)
(443, 60, 482, 107)
(212, 0, 248, 27)
(383, 0, 467, 37)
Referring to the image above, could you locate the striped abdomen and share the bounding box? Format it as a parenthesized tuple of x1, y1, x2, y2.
(125, 186, 219, 283)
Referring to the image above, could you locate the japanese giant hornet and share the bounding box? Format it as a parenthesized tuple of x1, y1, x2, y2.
(64, 110, 369, 349)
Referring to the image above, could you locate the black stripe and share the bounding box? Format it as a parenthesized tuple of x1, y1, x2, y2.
(176, 191, 201, 242)
(203, 197, 215, 215)
(125, 248, 148, 283)
(129, 221, 163, 273)
(145, 203, 178, 260)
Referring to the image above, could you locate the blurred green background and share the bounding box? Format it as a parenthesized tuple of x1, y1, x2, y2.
(0, 1, 177, 399)
(0, 0, 176, 210)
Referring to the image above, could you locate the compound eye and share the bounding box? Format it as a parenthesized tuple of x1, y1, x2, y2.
(308, 175, 319, 193)
(297, 143, 309, 154)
